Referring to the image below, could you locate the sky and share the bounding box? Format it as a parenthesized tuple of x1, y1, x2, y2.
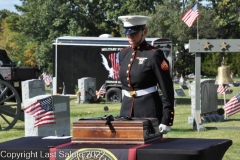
(0, 0, 22, 13)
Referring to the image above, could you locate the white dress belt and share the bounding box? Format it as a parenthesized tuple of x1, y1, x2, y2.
(123, 86, 158, 97)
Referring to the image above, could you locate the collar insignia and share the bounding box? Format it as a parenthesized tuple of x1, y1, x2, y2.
(136, 57, 147, 64)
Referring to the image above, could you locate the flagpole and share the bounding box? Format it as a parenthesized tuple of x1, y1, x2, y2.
(52, 96, 58, 136)
(197, 0, 199, 39)
(197, 18, 199, 39)
(223, 84, 227, 119)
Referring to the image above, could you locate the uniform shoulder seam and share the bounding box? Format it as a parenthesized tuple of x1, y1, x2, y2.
(145, 45, 157, 52)
(122, 46, 131, 51)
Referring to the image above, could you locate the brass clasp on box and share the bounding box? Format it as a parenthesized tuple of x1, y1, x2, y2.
(129, 91, 137, 97)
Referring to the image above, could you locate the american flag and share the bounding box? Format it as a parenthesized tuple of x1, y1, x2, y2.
(179, 74, 184, 84)
(217, 84, 228, 94)
(97, 84, 106, 99)
(109, 52, 120, 80)
(224, 93, 240, 117)
(42, 72, 52, 86)
(23, 97, 55, 127)
(182, 2, 199, 27)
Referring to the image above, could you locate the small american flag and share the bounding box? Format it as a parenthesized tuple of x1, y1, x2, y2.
(217, 84, 228, 94)
(42, 72, 52, 86)
(182, 2, 199, 27)
(23, 97, 55, 127)
(179, 75, 184, 84)
(224, 93, 240, 117)
(97, 84, 106, 99)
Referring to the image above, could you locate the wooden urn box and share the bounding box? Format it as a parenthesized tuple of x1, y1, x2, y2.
(72, 117, 161, 144)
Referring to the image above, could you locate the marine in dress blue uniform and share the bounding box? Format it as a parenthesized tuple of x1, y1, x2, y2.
(118, 15, 174, 134)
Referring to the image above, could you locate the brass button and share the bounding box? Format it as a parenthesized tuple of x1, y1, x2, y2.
(169, 123, 172, 125)
(128, 84, 130, 87)
(128, 64, 130, 67)
(127, 77, 129, 80)
(129, 91, 137, 97)
(126, 70, 129, 74)
(137, 46, 140, 49)
(132, 52, 135, 55)
(171, 112, 174, 114)
(130, 58, 133, 61)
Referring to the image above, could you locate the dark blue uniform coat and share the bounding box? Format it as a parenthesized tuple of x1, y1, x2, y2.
(119, 40, 174, 126)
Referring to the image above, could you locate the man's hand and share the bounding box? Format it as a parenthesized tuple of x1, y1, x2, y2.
(159, 124, 171, 134)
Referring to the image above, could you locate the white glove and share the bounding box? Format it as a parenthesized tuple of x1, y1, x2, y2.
(159, 124, 171, 134)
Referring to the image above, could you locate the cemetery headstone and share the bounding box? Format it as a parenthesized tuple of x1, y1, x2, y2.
(180, 84, 188, 90)
(174, 89, 186, 97)
(78, 77, 96, 103)
(22, 79, 46, 100)
(189, 79, 224, 123)
(22, 79, 70, 136)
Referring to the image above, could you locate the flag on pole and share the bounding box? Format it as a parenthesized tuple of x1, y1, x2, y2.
(217, 84, 229, 94)
(23, 97, 55, 127)
(179, 74, 184, 84)
(97, 84, 106, 99)
(224, 92, 240, 117)
(42, 72, 52, 86)
(182, 2, 199, 27)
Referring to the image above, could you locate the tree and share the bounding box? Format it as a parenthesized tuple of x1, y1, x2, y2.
(201, 0, 240, 75)
(7, 0, 164, 73)
(145, 0, 218, 76)
(0, 10, 24, 64)
(3, 0, 240, 76)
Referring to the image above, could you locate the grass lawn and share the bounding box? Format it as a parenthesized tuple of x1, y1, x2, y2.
(1, 78, 240, 160)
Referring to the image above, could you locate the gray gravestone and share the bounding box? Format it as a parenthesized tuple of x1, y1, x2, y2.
(173, 79, 179, 84)
(22, 80, 46, 136)
(189, 79, 223, 124)
(23, 95, 70, 137)
(22, 79, 70, 136)
(190, 79, 218, 114)
(228, 84, 234, 87)
(180, 84, 188, 90)
(78, 77, 96, 103)
(174, 89, 186, 97)
(22, 79, 46, 100)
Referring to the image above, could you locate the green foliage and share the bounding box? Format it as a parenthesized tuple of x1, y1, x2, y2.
(5, 0, 163, 72)
(145, 0, 220, 75)
(212, 0, 240, 38)
(0, 11, 25, 64)
(1, 0, 240, 75)
(74, 85, 79, 94)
